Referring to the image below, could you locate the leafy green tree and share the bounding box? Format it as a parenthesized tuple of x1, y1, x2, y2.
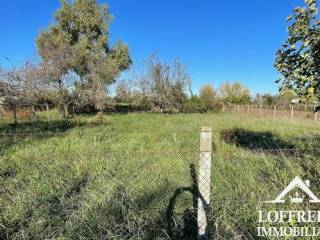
(37, 0, 131, 116)
(219, 82, 251, 104)
(115, 80, 132, 103)
(275, 0, 320, 108)
(262, 94, 276, 106)
(254, 90, 296, 107)
(199, 84, 216, 110)
(184, 95, 206, 113)
(277, 90, 296, 105)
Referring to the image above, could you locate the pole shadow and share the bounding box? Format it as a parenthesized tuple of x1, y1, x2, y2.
(166, 164, 212, 240)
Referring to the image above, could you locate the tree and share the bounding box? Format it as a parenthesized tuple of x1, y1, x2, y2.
(36, 0, 131, 116)
(261, 94, 275, 106)
(115, 80, 132, 103)
(0, 69, 23, 124)
(277, 90, 296, 106)
(128, 55, 190, 112)
(0, 64, 41, 124)
(199, 84, 216, 110)
(149, 57, 190, 112)
(275, 0, 320, 109)
(219, 82, 251, 104)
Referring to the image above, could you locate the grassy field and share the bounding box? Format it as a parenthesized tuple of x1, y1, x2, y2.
(1, 111, 320, 239)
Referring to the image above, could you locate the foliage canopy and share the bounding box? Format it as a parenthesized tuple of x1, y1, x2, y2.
(36, 0, 131, 112)
(275, 0, 320, 107)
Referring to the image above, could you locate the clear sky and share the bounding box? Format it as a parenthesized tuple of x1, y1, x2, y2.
(0, 0, 305, 95)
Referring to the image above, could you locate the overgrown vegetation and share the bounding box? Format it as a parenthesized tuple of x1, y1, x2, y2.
(2, 0, 320, 238)
(1, 111, 320, 239)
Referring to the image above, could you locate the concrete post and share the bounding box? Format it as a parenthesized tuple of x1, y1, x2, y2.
(198, 127, 212, 240)
(259, 105, 262, 115)
(290, 105, 294, 120)
(31, 105, 36, 121)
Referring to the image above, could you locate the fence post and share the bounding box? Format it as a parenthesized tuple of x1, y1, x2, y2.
(46, 103, 49, 121)
(198, 127, 212, 240)
(314, 111, 318, 122)
(259, 105, 262, 115)
(290, 105, 294, 120)
(237, 105, 240, 113)
(31, 105, 36, 121)
(273, 105, 277, 121)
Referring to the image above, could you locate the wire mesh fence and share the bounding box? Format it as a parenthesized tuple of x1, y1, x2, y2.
(2, 102, 320, 125)
(0, 125, 202, 239)
(224, 104, 319, 122)
(1, 114, 320, 239)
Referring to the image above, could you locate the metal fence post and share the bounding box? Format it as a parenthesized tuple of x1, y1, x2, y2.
(198, 127, 212, 240)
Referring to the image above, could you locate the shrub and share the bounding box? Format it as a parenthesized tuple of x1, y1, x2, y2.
(183, 96, 207, 113)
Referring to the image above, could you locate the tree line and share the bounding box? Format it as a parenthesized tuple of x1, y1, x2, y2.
(0, 0, 131, 123)
(2, 0, 320, 123)
(0, 0, 252, 120)
(113, 55, 253, 113)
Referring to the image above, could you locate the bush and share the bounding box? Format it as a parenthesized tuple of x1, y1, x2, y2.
(183, 96, 207, 113)
(183, 96, 223, 113)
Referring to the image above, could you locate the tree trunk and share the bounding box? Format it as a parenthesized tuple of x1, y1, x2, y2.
(63, 104, 69, 119)
(31, 105, 36, 121)
(13, 106, 17, 125)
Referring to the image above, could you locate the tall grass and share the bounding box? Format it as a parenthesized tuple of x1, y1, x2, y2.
(1, 112, 319, 239)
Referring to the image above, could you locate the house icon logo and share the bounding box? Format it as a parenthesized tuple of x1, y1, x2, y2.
(264, 176, 320, 203)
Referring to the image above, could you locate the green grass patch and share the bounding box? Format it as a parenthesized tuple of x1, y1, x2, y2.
(1, 112, 319, 239)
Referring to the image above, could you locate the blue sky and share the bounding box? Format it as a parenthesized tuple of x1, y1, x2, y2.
(0, 0, 305, 95)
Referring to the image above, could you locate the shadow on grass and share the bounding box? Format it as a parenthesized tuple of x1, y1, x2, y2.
(221, 128, 320, 192)
(0, 120, 85, 157)
(221, 128, 320, 158)
(166, 164, 213, 240)
(64, 165, 210, 239)
(0, 120, 84, 133)
(67, 185, 170, 239)
(166, 164, 198, 240)
(0, 172, 90, 239)
(220, 128, 295, 151)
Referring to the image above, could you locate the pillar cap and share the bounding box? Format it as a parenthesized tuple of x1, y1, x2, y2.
(200, 126, 212, 132)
